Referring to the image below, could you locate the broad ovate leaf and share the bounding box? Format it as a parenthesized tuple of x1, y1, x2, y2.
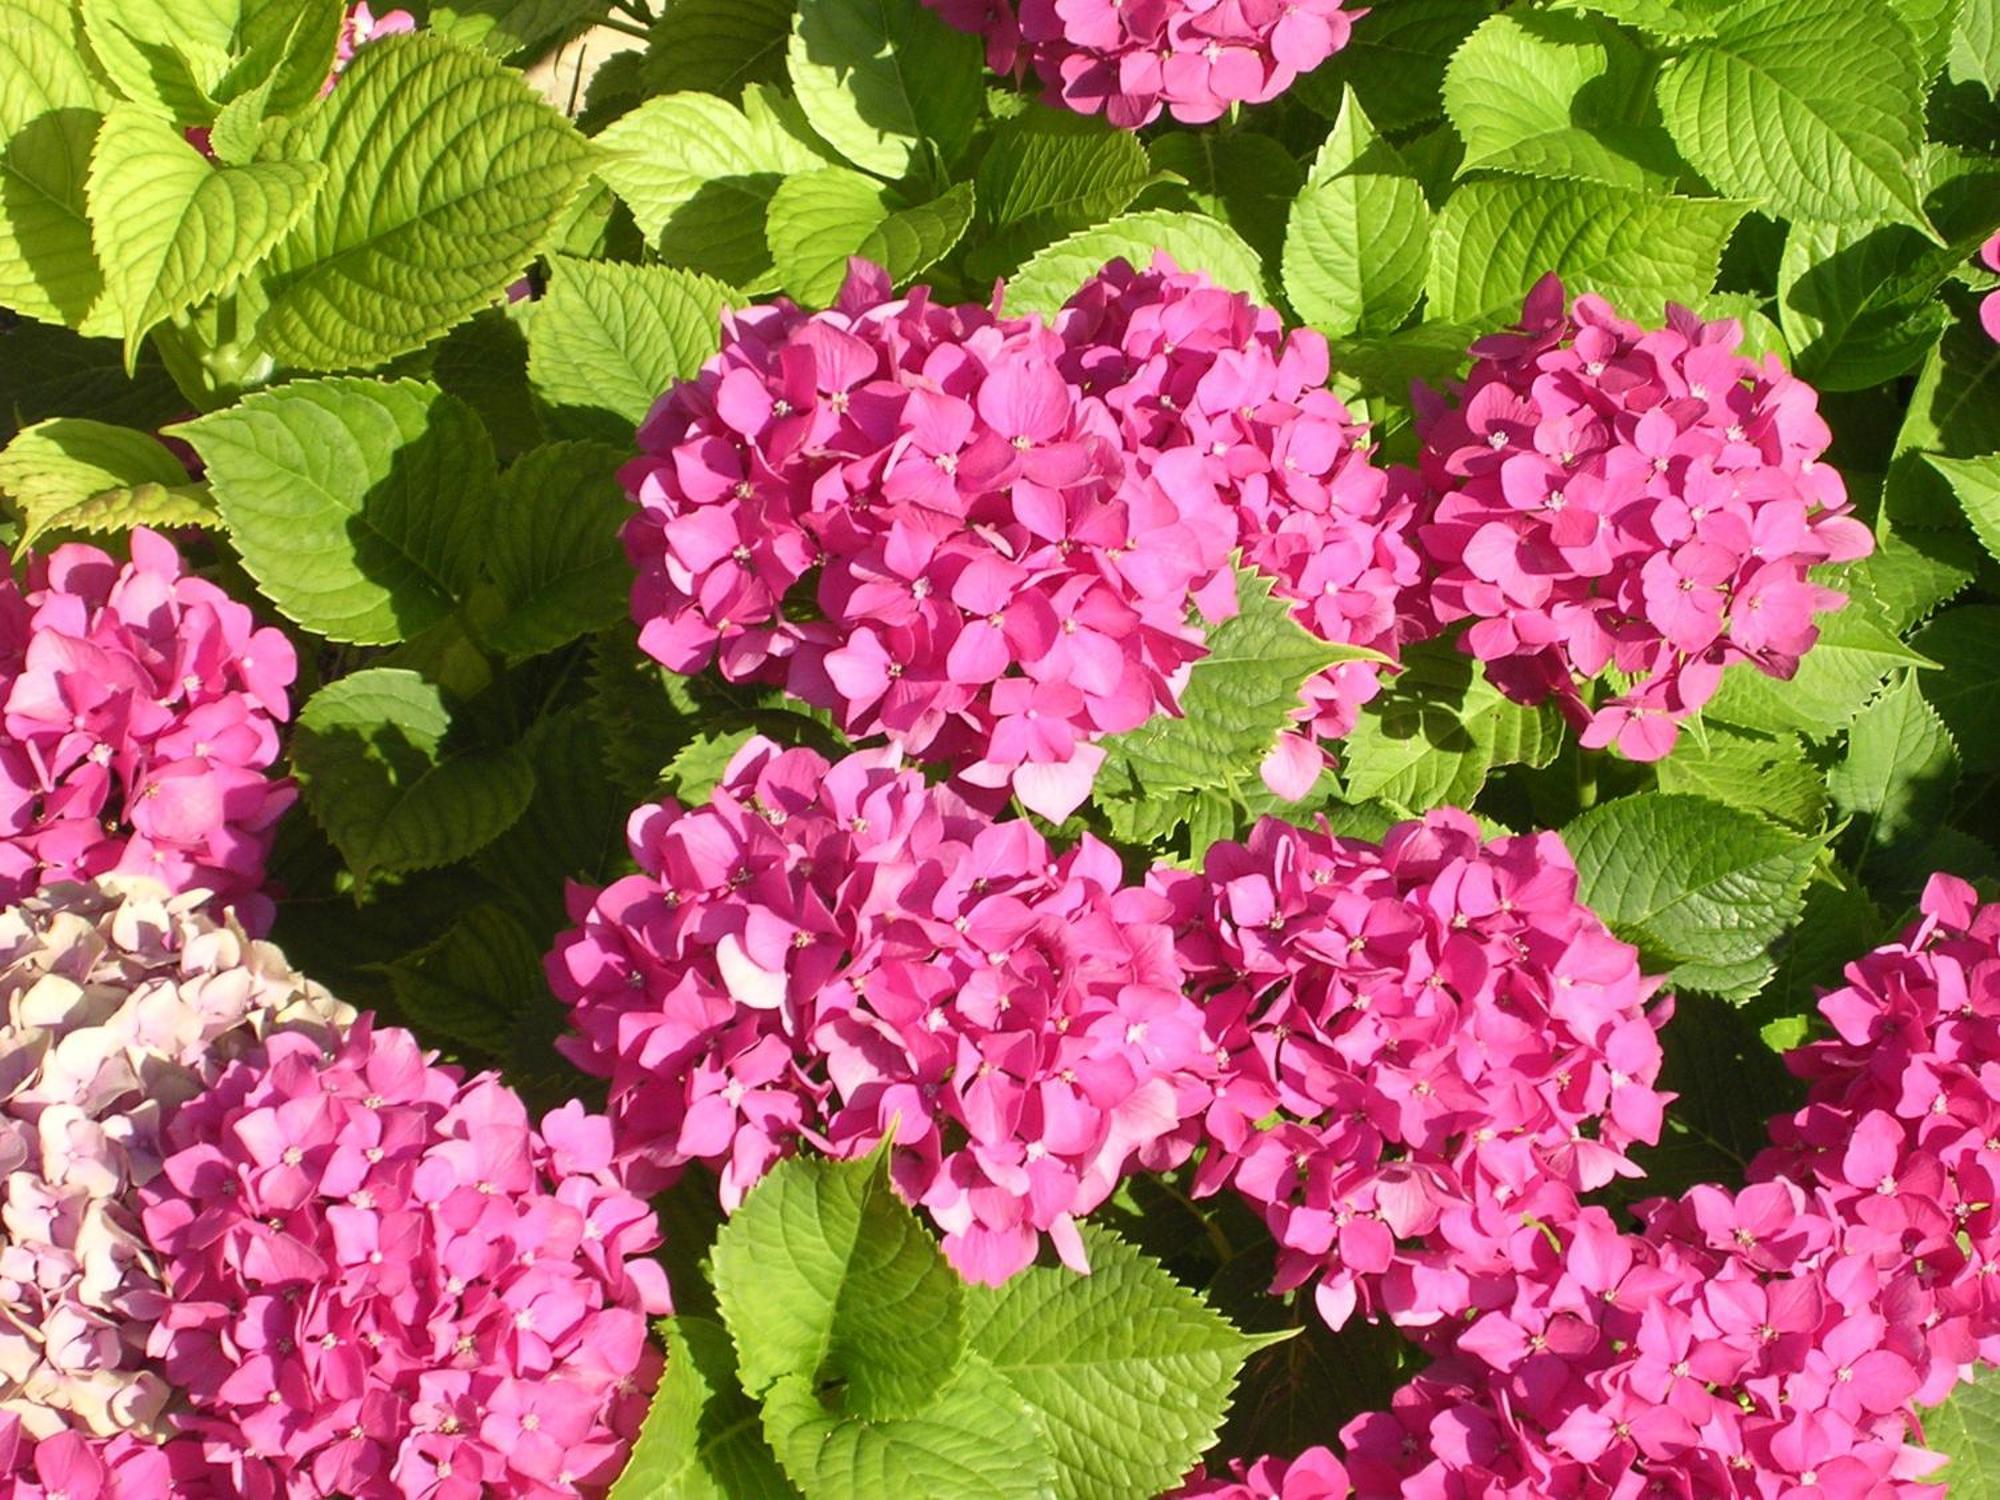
(86, 105, 323, 368)
(1100, 566, 1363, 800)
(1443, 9, 1683, 189)
(786, 0, 984, 179)
(611, 1317, 800, 1500)
(1564, 791, 1824, 1002)
(528, 256, 732, 441)
(1926, 452, 2000, 564)
(427, 0, 605, 58)
(1283, 87, 1431, 338)
(965, 1225, 1274, 1500)
(643, 0, 795, 97)
(291, 668, 535, 884)
(0, 416, 218, 550)
(711, 1151, 967, 1422)
(592, 90, 829, 244)
(968, 104, 1160, 280)
(1006, 210, 1267, 317)
(1654, 0, 1932, 229)
(0, 0, 111, 329)
(1427, 177, 1746, 330)
(760, 1362, 1055, 1500)
(483, 441, 635, 660)
(1827, 671, 1961, 851)
(179, 377, 497, 645)
(79, 0, 238, 123)
(1339, 642, 1563, 814)
(256, 34, 594, 371)
(767, 168, 974, 307)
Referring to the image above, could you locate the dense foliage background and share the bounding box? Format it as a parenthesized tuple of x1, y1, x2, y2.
(7, 0, 2000, 1493)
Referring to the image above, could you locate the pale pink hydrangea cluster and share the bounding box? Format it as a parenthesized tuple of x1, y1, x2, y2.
(1155, 810, 1671, 1336)
(0, 529, 296, 927)
(1227, 872, 2000, 1498)
(1413, 274, 1872, 762)
(622, 258, 1412, 817)
(0, 879, 349, 1489)
(921, 0, 1359, 126)
(548, 736, 1212, 1284)
(0, 880, 667, 1500)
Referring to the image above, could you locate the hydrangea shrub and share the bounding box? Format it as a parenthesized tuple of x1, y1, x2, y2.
(4, 0, 2000, 1495)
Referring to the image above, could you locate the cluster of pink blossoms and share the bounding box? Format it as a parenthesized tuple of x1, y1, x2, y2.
(1980, 233, 2000, 343)
(1413, 274, 1872, 761)
(0, 529, 296, 927)
(548, 737, 1212, 1284)
(1221, 872, 2000, 1498)
(1155, 810, 1671, 1336)
(333, 3, 415, 76)
(0, 879, 667, 1500)
(140, 1021, 669, 1500)
(921, 0, 1358, 126)
(1173, 1446, 1351, 1499)
(622, 257, 1413, 818)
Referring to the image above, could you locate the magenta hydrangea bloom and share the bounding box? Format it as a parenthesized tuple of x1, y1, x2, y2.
(1316, 871, 2000, 1498)
(0, 879, 350, 1479)
(333, 2, 415, 73)
(1755, 871, 2000, 1388)
(1156, 810, 1671, 1336)
(0, 528, 297, 927)
(137, 1018, 671, 1500)
(1981, 232, 2000, 344)
(922, 0, 1359, 127)
(1339, 1185, 1954, 1498)
(622, 257, 1412, 817)
(548, 736, 1212, 1284)
(1171, 1445, 1350, 1499)
(1411, 274, 1872, 762)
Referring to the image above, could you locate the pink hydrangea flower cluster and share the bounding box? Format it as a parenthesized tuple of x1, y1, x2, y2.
(1413, 274, 1872, 762)
(622, 257, 1412, 817)
(921, 0, 1359, 127)
(0, 878, 349, 1482)
(1980, 233, 2000, 344)
(1154, 810, 1671, 1336)
(138, 1020, 670, 1500)
(1172, 1446, 1351, 1499)
(0, 528, 296, 927)
(548, 736, 1212, 1284)
(333, 3, 415, 74)
(1258, 871, 2000, 1498)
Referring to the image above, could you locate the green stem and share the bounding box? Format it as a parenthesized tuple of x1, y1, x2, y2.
(598, 15, 650, 39)
(1575, 744, 1601, 813)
